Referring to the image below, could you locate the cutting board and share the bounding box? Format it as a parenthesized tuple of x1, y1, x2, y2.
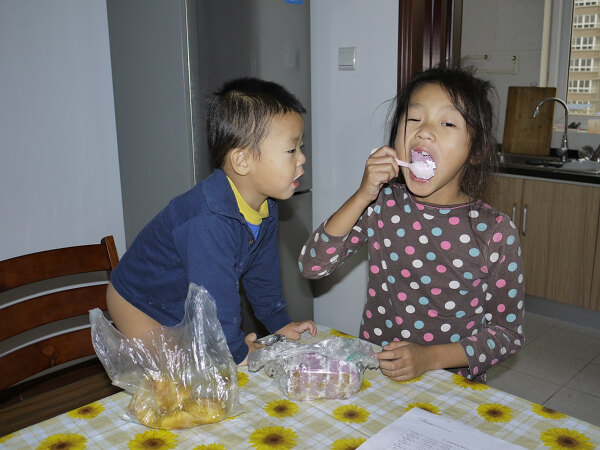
(502, 86, 557, 155)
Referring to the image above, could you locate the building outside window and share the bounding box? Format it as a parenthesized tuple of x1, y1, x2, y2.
(567, 1, 600, 118)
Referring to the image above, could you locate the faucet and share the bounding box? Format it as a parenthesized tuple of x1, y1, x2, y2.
(532, 97, 569, 162)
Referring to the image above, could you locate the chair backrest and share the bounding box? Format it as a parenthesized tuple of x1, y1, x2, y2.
(0, 236, 119, 391)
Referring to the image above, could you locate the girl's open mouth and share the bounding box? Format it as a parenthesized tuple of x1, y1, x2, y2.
(410, 149, 436, 181)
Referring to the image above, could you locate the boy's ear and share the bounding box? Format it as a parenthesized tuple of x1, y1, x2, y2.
(228, 148, 251, 175)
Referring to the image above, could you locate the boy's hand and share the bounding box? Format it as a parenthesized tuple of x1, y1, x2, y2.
(237, 332, 264, 367)
(275, 320, 317, 341)
(358, 146, 400, 203)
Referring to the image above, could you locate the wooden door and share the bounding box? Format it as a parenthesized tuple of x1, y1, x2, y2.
(485, 175, 524, 227)
(520, 180, 600, 308)
(397, 0, 463, 90)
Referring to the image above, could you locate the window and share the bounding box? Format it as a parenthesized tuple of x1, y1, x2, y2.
(549, 0, 600, 139)
(569, 101, 594, 115)
(569, 79, 594, 93)
(570, 58, 595, 71)
(573, 14, 599, 28)
(572, 36, 598, 50)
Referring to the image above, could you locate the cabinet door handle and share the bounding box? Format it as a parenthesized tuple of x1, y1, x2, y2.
(522, 205, 527, 236)
(511, 203, 517, 224)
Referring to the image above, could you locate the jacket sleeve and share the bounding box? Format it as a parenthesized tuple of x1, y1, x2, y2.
(242, 212, 291, 333)
(175, 215, 250, 364)
(457, 216, 525, 379)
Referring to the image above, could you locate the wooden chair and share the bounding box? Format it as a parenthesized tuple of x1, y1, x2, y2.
(0, 236, 122, 435)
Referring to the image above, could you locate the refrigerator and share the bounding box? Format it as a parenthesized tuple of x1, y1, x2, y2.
(106, 0, 314, 334)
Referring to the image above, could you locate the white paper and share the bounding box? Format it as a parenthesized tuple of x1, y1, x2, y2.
(359, 408, 524, 450)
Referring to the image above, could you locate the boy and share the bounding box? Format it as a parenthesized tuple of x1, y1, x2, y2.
(107, 77, 316, 365)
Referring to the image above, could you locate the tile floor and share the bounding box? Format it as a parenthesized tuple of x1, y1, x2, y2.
(487, 297, 600, 427)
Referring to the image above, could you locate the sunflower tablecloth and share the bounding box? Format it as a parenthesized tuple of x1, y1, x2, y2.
(1, 326, 599, 450)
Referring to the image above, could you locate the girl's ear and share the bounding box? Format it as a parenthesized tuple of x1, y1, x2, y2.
(228, 148, 250, 175)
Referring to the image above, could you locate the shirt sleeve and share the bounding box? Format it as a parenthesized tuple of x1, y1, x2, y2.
(299, 215, 369, 279)
(458, 216, 525, 379)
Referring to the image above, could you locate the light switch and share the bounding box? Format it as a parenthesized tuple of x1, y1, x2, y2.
(338, 47, 356, 71)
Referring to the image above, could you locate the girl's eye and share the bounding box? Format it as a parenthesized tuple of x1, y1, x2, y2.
(407, 118, 420, 122)
(443, 122, 456, 127)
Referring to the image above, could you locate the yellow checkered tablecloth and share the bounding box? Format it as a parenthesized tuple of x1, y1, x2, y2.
(1, 326, 599, 449)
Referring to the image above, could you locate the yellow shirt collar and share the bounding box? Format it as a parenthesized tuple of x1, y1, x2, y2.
(227, 176, 269, 225)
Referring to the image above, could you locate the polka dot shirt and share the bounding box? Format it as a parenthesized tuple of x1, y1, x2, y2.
(299, 184, 525, 382)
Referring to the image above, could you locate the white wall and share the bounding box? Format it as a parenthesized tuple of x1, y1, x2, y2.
(461, 0, 546, 144)
(0, 1, 125, 260)
(310, 1, 398, 336)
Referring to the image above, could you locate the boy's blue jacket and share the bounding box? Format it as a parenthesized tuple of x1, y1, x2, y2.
(110, 168, 291, 363)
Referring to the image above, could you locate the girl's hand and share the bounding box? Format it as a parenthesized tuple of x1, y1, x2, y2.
(357, 146, 400, 203)
(377, 341, 469, 382)
(376, 341, 433, 382)
(276, 320, 317, 340)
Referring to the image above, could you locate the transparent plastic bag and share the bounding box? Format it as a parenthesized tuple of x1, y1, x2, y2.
(90, 283, 242, 429)
(248, 337, 379, 400)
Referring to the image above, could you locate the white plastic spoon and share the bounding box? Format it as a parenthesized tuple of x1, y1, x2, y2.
(370, 148, 436, 180)
(396, 158, 436, 180)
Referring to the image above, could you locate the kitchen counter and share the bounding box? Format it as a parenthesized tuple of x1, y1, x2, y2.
(497, 152, 600, 185)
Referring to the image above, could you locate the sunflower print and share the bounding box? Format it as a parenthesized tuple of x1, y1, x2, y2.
(330, 437, 366, 450)
(265, 399, 298, 418)
(0, 434, 14, 444)
(193, 444, 228, 450)
(359, 378, 371, 392)
(332, 405, 370, 424)
(329, 329, 354, 338)
(238, 371, 249, 387)
(406, 402, 441, 415)
(249, 426, 298, 449)
(540, 427, 594, 450)
(67, 401, 105, 420)
(392, 374, 424, 384)
(128, 429, 178, 450)
(477, 403, 513, 423)
(36, 433, 87, 450)
(451, 374, 488, 391)
(532, 404, 567, 420)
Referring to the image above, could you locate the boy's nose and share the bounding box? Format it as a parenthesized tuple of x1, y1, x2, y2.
(298, 148, 307, 165)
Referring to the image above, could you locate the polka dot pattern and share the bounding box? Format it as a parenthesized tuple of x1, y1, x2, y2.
(299, 184, 524, 382)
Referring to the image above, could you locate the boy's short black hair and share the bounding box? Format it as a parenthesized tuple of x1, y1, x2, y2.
(207, 77, 306, 169)
(388, 65, 498, 200)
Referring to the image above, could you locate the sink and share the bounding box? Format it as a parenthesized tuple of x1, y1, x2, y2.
(559, 160, 600, 174)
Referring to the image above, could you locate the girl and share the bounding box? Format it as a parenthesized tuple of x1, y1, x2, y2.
(299, 66, 524, 383)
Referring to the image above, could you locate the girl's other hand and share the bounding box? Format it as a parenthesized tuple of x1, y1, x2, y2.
(358, 146, 400, 203)
(376, 341, 433, 382)
(275, 320, 317, 341)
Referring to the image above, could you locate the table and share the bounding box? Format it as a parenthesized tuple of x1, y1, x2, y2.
(2, 326, 599, 449)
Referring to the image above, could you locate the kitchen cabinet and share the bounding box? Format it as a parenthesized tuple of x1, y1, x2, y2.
(592, 222, 600, 311)
(487, 175, 600, 310)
